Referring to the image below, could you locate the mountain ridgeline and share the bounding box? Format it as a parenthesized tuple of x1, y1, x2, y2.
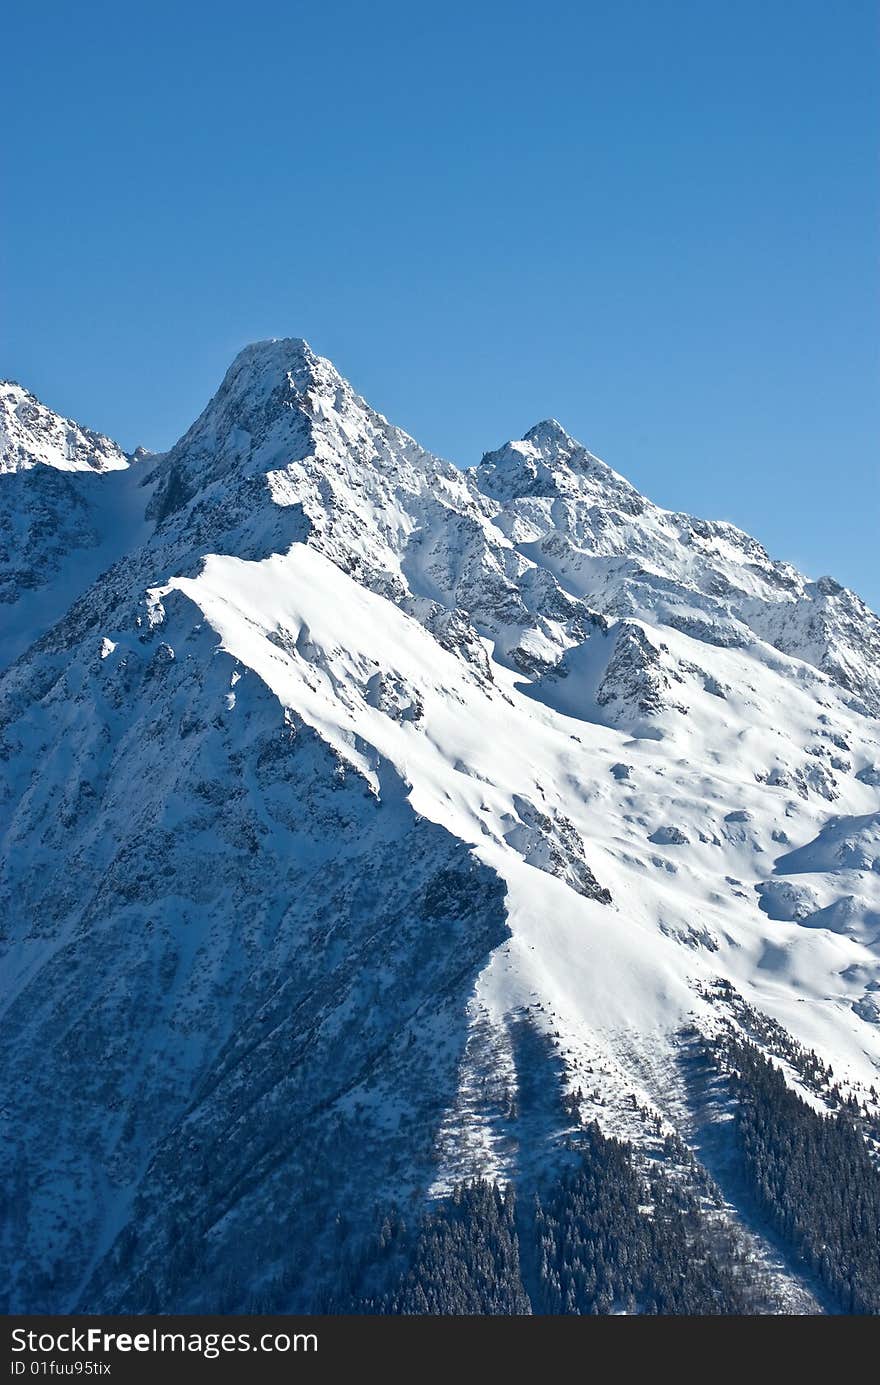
(1, 340, 879, 1313)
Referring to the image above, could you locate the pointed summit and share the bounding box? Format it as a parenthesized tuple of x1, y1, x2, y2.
(149, 338, 351, 518)
(218, 337, 324, 398)
(522, 418, 576, 448)
(474, 414, 642, 509)
(194, 337, 336, 435)
(143, 335, 451, 547)
(475, 418, 590, 501)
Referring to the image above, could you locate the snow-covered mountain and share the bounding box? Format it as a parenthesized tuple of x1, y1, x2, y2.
(2, 341, 879, 1314)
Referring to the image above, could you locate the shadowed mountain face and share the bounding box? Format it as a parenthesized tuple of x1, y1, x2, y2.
(2, 340, 879, 1312)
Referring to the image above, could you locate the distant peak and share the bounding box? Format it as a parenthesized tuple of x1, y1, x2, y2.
(0, 379, 129, 475)
(476, 417, 583, 487)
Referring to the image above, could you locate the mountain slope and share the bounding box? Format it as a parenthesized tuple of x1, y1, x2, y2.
(0, 383, 152, 669)
(1, 342, 879, 1313)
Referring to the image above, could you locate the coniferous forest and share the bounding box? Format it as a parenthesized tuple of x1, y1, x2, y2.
(714, 1038, 880, 1314)
(334, 1122, 779, 1314)
(530, 1123, 770, 1314)
(325, 1038, 880, 1316)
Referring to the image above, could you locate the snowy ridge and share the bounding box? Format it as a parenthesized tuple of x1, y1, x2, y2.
(476, 419, 880, 717)
(0, 381, 129, 474)
(2, 339, 880, 1312)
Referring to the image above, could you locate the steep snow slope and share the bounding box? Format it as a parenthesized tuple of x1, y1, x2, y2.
(166, 543, 880, 1087)
(1, 339, 879, 1312)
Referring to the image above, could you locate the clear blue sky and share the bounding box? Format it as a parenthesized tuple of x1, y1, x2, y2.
(3, 1, 878, 604)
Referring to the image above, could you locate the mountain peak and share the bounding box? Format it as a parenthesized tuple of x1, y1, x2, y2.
(225, 335, 317, 375)
(213, 337, 328, 407)
(522, 418, 575, 447)
(165, 337, 344, 468)
(146, 336, 370, 529)
(0, 380, 129, 475)
(475, 417, 593, 501)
